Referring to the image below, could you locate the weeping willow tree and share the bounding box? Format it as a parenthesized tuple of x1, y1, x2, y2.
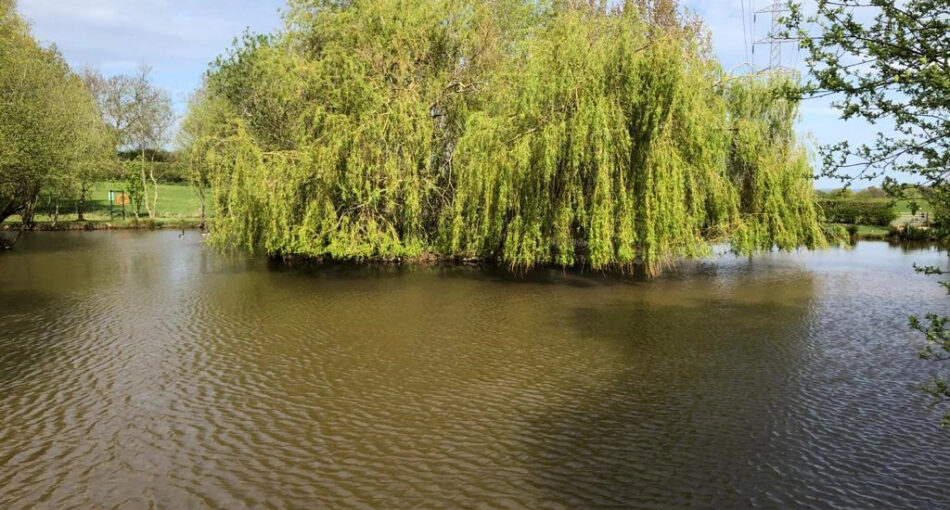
(726, 76, 828, 256)
(187, 0, 832, 275)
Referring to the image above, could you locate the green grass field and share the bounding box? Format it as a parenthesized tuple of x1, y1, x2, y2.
(892, 198, 932, 214)
(855, 224, 890, 239)
(83, 181, 206, 219)
(2, 181, 207, 228)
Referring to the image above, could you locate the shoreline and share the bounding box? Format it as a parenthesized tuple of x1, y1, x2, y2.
(1, 219, 205, 232)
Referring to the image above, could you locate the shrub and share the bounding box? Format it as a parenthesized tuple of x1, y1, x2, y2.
(902, 226, 934, 241)
(819, 199, 897, 226)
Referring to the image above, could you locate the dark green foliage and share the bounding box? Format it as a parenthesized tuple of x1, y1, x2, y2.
(188, 0, 830, 275)
(819, 199, 897, 226)
(116, 150, 187, 183)
(116, 150, 187, 184)
(889, 226, 937, 242)
(117, 148, 175, 163)
(123, 164, 145, 216)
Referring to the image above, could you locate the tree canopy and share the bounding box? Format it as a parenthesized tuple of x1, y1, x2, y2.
(186, 0, 831, 275)
(787, 0, 949, 187)
(0, 0, 111, 229)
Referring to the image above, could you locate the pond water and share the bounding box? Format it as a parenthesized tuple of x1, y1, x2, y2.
(1, 231, 948, 509)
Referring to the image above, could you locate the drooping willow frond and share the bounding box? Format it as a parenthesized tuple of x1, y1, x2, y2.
(185, 0, 832, 275)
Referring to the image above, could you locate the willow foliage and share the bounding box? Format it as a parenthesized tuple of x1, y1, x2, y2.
(190, 0, 829, 275)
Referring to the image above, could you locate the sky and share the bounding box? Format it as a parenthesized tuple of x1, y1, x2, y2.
(17, 0, 878, 189)
(18, 0, 285, 112)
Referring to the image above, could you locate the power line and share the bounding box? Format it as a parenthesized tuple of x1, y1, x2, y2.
(749, 0, 755, 71)
(741, 0, 750, 64)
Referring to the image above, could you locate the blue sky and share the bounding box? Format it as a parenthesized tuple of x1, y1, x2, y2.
(18, 0, 872, 189)
(19, 0, 285, 111)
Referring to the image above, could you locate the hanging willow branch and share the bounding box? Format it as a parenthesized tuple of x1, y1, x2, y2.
(184, 0, 837, 276)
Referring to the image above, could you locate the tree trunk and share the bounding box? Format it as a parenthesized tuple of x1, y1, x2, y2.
(21, 207, 35, 230)
(198, 187, 206, 230)
(150, 166, 159, 219)
(21, 194, 38, 231)
(77, 182, 88, 222)
(141, 146, 154, 219)
(51, 199, 60, 228)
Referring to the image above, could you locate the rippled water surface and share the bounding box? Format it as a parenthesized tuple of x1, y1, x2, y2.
(1, 231, 949, 509)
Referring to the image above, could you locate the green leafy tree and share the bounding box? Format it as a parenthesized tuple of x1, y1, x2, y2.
(189, 0, 831, 274)
(786, 0, 950, 424)
(910, 201, 921, 217)
(786, 0, 949, 188)
(0, 0, 110, 239)
(177, 83, 226, 227)
(83, 66, 173, 219)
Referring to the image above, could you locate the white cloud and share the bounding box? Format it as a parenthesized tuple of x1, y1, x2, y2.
(18, 0, 284, 114)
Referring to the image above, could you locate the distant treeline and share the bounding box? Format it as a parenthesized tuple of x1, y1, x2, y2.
(818, 200, 897, 226)
(816, 185, 948, 231)
(116, 150, 189, 184)
(815, 186, 925, 201)
(182, 0, 832, 275)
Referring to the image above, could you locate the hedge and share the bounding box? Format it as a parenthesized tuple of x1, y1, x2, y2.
(819, 199, 897, 226)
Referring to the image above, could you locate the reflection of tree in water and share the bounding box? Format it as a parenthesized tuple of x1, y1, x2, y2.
(888, 240, 948, 255)
(518, 276, 818, 508)
(519, 267, 948, 509)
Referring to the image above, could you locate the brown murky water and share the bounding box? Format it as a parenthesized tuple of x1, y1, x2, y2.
(1, 231, 948, 509)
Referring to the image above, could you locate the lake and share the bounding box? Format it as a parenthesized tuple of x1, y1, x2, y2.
(1, 231, 948, 509)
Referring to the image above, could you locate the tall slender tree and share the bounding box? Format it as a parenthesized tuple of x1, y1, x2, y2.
(83, 66, 173, 219)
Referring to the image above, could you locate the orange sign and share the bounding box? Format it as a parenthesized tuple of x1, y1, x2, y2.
(115, 194, 130, 206)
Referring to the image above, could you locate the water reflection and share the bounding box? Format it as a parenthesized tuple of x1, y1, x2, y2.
(0, 232, 948, 509)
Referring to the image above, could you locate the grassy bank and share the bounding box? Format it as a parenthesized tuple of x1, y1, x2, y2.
(1, 182, 207, 231)
(893, 198, 933, 214)
(831, 223, 891, 240)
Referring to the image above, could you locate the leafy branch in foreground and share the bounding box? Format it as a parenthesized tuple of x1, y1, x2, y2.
(910, 264, 950, 426)
(785, 0, 950, 189)
(788, 0, 950, 425)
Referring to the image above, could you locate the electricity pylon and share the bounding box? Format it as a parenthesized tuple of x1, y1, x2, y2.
(754, 2, 794, 72)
